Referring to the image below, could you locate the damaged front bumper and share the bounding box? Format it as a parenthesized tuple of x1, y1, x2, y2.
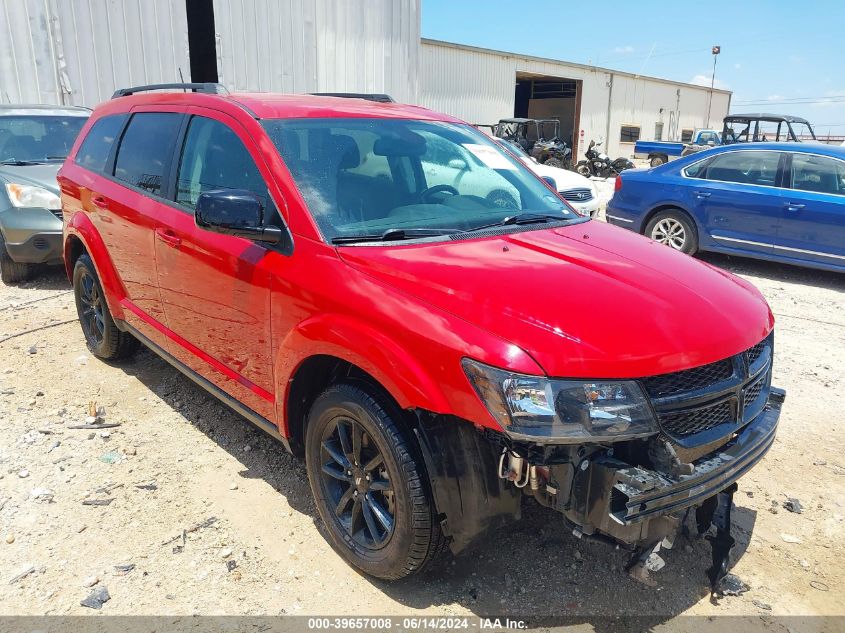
(566, 387, 784, 546)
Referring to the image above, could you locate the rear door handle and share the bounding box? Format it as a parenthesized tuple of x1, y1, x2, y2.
(694, 191, 711, 199)
(155, 228, 182, 248)
(91, 195, 109, 209)
(784, 202, 805, 212)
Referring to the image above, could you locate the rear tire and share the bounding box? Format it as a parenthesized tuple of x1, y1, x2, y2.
(650, 155, 666, 167)
(305, 382, 446, 579)
(544, 158, 564, 169)
(0, 234, 31, 284)
(72, 254, 139, 360)
(645, 209, 698, 255)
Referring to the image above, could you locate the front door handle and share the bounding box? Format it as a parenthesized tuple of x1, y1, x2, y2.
(694, 191, 711, 199)
(155, 228, 182, 248)
(784, 202, 805, 212)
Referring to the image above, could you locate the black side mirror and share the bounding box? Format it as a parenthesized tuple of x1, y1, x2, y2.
(195, 189, 282, 244)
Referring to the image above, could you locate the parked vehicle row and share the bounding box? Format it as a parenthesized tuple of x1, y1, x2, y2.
(51, 84, 782, 589)
(607, 142, 845, 272)
(634, 113, 817, 167)
(0, 105, 90, 282)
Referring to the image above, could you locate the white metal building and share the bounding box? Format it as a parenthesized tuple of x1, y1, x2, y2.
(1, 0, 730, 159)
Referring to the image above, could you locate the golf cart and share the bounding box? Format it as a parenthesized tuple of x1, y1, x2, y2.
(495, 118, 572, 169)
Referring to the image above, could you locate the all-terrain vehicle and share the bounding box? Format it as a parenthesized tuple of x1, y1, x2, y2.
(495, 117, 572, 168)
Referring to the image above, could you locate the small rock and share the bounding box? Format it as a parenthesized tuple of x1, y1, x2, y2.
(780, 533, 802, 544)
(228, 483, 238, 491)
(814, 459, 827, 466)
(800, 559, 810, 569)
(573, 550, 582, 560)
(47, 440, 60, 453)
(82, 575, 99, 588)
(644, 552, 665, 572)
(113, 563, 135, 575)
(243, 445, 251, 453)
(5, 534, 14, 544)
(18, 469, 29, 479)
(718, 573, 749, 596)
(121, 446, 136, 456)
(99, 430, 111, 439)
(30, 488, 54, 503)
(28, 346, 37, 355)
(684, 544, 694, 554)
(226, 559, 237, 572)
(80, 586, 110, 610)
(752, 599, 772, 611)
(783, 498, 803, 514)
(220, 547, 233, 559)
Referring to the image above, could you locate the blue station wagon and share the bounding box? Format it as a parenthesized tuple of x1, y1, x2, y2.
(606, 142, 845, 272)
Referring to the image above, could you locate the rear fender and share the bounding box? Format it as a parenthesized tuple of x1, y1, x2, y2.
(64, 213, 127, 320)
(276, 313, 453, 436)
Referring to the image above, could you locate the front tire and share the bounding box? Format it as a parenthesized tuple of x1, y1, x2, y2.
(73, 254, 139, 360)
(575, 161, 591, 177)
(305, 382, 446, 579)
(0, 234, 31, 284)
(544, 158, 565, 169)
(645, 209, 699, 255)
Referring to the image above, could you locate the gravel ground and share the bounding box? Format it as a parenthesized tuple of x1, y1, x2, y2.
(0, 243, 843, 628)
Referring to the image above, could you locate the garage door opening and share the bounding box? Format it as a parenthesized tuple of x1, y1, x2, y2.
(514, 74, 582, 159)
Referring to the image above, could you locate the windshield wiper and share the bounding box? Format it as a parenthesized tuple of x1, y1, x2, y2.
(331, 228, 458, 245)
(461, 213, 570, 234)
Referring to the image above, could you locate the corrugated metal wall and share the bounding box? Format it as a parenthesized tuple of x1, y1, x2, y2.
(419, 40, 732, 160)
(212, 0, 420, 103)
(0, 0, 190, 107)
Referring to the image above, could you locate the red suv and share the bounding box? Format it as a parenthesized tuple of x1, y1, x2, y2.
(59, 84, 783, 584)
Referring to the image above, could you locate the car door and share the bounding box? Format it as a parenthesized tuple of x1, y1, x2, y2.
(686, 149, 788, 255)
(153, 110, 279, 421)
(775, 152, 845, 267)
(87, 109, 184, 349)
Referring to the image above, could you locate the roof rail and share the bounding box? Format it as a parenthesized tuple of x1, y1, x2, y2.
(111, 83, 229, 98)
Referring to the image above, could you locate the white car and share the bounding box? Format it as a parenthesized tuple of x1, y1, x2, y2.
(492, 138, 600, 217)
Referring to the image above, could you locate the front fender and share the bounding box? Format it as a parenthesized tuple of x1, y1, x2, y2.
(64, 213, 127, 320)
(275, 312, 453, 434)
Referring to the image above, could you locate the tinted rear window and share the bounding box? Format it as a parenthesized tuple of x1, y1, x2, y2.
(75, 114, 126, 173)
(114, 113, 182, 196)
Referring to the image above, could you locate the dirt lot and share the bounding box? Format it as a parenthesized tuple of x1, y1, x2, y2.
(0, 249, 843, 628)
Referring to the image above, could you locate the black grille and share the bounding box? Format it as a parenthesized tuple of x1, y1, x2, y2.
(746, 340, 766, 365)
(50, 209, 63, 220)
(642, 358, 733, 398)
(644, 335, 773, 444)
(560, 188, 593, 202)
(32, 237, 49, 250)
(658, 400, 733, 438)
(745, 377, 765, 404)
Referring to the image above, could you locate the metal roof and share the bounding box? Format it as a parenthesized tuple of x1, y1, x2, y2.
(0, 104, 90, 116)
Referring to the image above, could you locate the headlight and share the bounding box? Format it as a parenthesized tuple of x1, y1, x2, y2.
(5, 183, 61, 210)
(462, 359, 657, 442)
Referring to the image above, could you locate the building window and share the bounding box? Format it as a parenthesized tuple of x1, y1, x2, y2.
(654, 122, 664, 141)
(681, 129, 694, 142)
(620, 125, 640, 143)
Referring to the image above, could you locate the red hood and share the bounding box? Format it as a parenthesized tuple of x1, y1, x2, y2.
(338, 221, 774, 378)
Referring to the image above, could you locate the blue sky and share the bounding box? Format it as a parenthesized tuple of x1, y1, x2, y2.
(421, 0, 845, 137)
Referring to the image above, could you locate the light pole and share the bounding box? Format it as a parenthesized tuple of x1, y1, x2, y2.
(706, 45, 721, 128)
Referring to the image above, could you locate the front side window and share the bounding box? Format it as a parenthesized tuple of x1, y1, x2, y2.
(114, 113, 182, 196)
(0, 114, 87, 164)
(263, 118, 575, 242)
(790, 154, 845, 195)
(75, 114, 126, 173)
(176, 116, 272, 211)
(701, 151, 782, 187)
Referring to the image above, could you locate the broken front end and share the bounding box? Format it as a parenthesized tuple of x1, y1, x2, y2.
(420, 334, 782, 590)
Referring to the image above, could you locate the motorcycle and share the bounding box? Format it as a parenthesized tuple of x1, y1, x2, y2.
(575, 140, 635, 178)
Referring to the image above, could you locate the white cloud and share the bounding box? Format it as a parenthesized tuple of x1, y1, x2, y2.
(690, 74, 730, 90)
(613, 45, 635, 53)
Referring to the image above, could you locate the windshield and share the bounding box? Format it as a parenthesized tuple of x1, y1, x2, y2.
(263, 118, 576, 242)
(0, 115, 87, 163)
(790, 122, 816, 141)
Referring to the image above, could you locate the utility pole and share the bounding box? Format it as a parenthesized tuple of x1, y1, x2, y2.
(706, 46, 721, 128)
